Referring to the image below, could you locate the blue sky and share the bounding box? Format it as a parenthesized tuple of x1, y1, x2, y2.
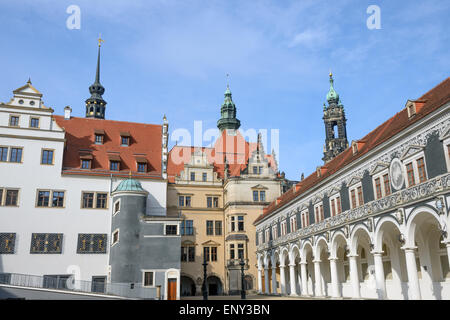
(0, 0, 449, 180)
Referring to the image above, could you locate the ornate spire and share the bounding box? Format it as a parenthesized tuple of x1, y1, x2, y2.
(85, 35, 107, 119)
(326, 72, 340, 105)
(217, 84, 241, 132)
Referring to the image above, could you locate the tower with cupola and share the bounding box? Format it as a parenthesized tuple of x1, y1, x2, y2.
(85, 36, 107, 119)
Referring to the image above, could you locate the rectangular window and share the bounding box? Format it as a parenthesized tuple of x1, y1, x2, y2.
(77, 234, 107, 254)
(188, 246, 195, 262)
(5, 190, 19, 206)
(114, 200, 120, 214)
(213, 197, 219, 208)
(253, 190, 259, 202)
(202, 172, 207, 182)
(230, 244, 235, 259)
(406, 162, 415, 186)
(181, 220, 193, 236)
(190, 172, 195, 181)
(383, 174, 391, 196)
(259, 166, 263, 174)
(137, 162, 146, 173)
(265, 229, 270, 242)
(41, 149, 54, 165)
(231, 216, 235, 232)
(95, 135, 103, 144)
(37, 190, 50, 207)
(121, 136, 129, 146)
(357, 186, 364, 206)
(0, 147, 8, 162)
(143, 272, 154, 287)
(81, 159, 91, 169)
(238, 216, 244, 231)
(331, 198, 336, 216)
(211, 247, 217, 261)
(181, 247, 187, 262)
(253, 166, 258, 174)
(185, 196, 191, 207)
(215, 221, 222, 236)
(82, 192, 95, 208)
(9, 116, 19, 127)
(260, 191, 266, 202)
(110, 161, 119, 171)
(206, 221, 214, 235)
(30, 118, 39, 128)
(207, 197, 212, 208)
(301, 211, 309, 228)
(9, 148, 22, 163)
(336, 196, 341, 214)
(417, 157, 427, 183)
(290, 216, 297, 232)
(179, 196, 185, 207)
(96, 193, 108, 209)
(0, 233, 16, 254)
(0, 189, 3, 205)
(375, 177, 382, 199)
(165, 225, 178, 235)
(30, 233, 63, 254)
(237, 244, 244, 259)
(112, 230, 119, 245)
(52, 191, 65, 207)
(351, 189, 357, 209)
(204, 247, 210, 262)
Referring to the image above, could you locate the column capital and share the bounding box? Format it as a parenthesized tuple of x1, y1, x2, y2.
(371, 251, 384, 256)
(279, 264, 286, 268)
(402, 246, 418, 252)
(312, 259, 322, 264)
(288, 263, 297, 267)
(328, 257, 338, 261)
(300, 261, 308, 266)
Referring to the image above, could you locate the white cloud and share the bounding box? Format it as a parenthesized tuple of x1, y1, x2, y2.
(288, 29, 328, 49)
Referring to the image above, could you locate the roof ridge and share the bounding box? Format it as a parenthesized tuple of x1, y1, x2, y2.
(54, 115, 162, 127)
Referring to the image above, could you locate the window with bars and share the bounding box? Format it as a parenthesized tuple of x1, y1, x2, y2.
(77, 234, 107, 253)
(30, 233, 63, 254)
(0, 233, 16, 254)
(165, 225, 178, 235)
(41, 149, 54, 165)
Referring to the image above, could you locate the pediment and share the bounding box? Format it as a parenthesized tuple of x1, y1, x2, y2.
(201, 240, 221, 246)
(13, 83, 42, 97)
(328, 186, 341, 197)
(400, 145, 425, 160)
(251, 184, 268, 190)
(440, 125, 450, 141)
(347, 176, 362, 187)
(369, 161, 390, 175)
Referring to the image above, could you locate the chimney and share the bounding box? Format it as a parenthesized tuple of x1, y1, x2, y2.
(64, 106, 72, 120)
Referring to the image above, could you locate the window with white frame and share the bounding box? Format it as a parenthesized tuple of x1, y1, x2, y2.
(272, 225, 278, 240)
(165, 224, 179, 235)
(290, 215, 297, 232)
(403, 152, 428, 188)
(372, 170, 392, 200)
(265, 229, 270, 243)
(314, 202, 324, 223)
(112, 229, 119, 246)
(280, 220, 287, 236)
(301, 209, 309, 228)
(443, 137, 450, 172)
(329, 193, 342, 217)
(142, 271, 155, 287)
(349, 183, 364, 209)
(258, 232, 263, 245)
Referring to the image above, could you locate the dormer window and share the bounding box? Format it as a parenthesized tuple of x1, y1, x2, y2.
(80, 153, 93, 169)
(406, 101, 416, 118)
(94, 129, 105, 144)
(110, 161, 120, 171)
(352, 141, 358, 155)
(120, 132, 131, 146)
(137, 162, 147, 173)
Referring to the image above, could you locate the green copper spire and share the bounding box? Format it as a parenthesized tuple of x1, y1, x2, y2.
(326, 71, 340, 104)
(85, 35, 107, 119)
(217, 85, 241, 131)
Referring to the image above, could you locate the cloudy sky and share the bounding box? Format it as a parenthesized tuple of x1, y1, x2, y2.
(0, 0, 449, 180)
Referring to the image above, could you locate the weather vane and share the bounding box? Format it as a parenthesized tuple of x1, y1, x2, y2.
(98, 33, 105, 47)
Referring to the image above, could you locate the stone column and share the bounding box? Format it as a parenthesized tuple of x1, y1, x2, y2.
(446, 243, 450, 275)
(403, 247, 422, 300)
(372, 252, 387, 299)
(313, 260, 323, 297)
(271, 267, 277, 294)
(329, 257, 341, 298)
(280, 264, 287, 295)
(348, 255, 361, 299)
(264, 268, 270, 294)
(289, 263, 297, 296)
(257, 268, 263, 294)
(300, 262, 308, 296)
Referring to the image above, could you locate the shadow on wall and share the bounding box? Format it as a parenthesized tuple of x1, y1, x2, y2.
(0, 287, 22, 299)
(147, 192, 166, 216)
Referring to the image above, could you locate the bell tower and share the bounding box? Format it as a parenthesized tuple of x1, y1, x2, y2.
(217, 85, 241, 132)
(85, 36, 107, 119)
(322, 72, 348, 163)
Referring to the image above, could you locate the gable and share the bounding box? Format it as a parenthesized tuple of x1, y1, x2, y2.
(369, 161, 390, 175)
(400, 144, 425, 160)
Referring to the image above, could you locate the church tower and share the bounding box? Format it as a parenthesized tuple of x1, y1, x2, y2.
(85, 36, 107, 119)
(322, 72, 348, 163)
(217, 85, 241, 132)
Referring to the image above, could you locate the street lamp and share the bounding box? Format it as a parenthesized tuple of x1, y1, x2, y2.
(202, 254, 208, 300)
(240, 257, 246, 300)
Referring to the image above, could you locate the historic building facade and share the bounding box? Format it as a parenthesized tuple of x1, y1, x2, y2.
(167, 86, 290, 296)
(255, 77, 450, 300)
(0, 41, 180, 299)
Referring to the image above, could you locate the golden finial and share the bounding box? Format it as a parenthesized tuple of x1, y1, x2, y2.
(329, 69, 332, 77)
(98, 33, 105, 47)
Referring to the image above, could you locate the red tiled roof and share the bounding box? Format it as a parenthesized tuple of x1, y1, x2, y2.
(54, 116, 163, 179)
(254, 77, 450, 224)
(167, 130, 277, 183)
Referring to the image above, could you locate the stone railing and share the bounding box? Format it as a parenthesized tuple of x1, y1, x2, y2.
(257, 173, 450, 252)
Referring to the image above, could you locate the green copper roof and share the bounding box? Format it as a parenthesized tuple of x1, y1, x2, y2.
(326, 73, 340, 103)
(113, 178, 146, 193)
(217, 85, 241, 131)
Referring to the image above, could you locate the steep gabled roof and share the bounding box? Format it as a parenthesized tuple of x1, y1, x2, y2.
(255, 77, 450, 225)
(54, 116, 163, 179)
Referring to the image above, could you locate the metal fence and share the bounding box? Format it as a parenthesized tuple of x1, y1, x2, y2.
(0, 272, 159, 299)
